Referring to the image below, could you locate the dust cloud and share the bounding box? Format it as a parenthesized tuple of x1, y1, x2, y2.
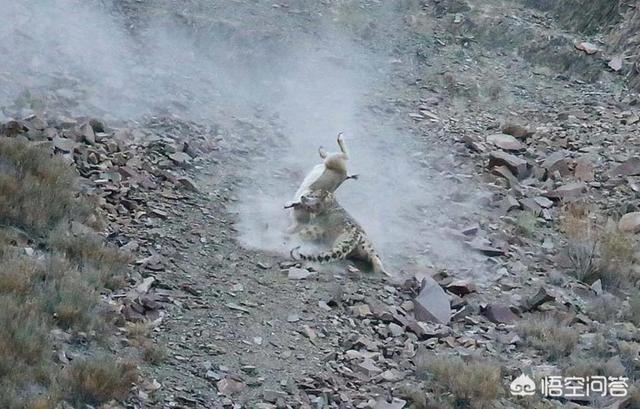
(0, 0, 488, 275)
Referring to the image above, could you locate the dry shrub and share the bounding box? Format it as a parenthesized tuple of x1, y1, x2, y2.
(0, 137, 135, 405)
(565, 355, 625, 379)
(515, 211, 538, 237)
(619, 341, 640, 380)
(415, 352, 502, 408)
(0, 296, 51, 409)
(62, 358, 137, 406)
(560, 203, 636, 288)
(598, 226, 636, 287)
(0, 138, 92, 236)
(517, 316, 579, 361)
(142, 341, 168, 365)
(588, 293, 623, 323)
(0, 251, 43, 295)
(49, 226, 128, 290)
(560, 202, 598, 281)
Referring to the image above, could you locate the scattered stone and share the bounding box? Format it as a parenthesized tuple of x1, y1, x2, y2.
(501, 123, 534, 139)
(523, 287, 555, 311)
(355, 359, 382, 378)
(263, 390, 287, 403)
(226, 303, 251, 314)
(609, 55, 623, 71)
(544, 182, 586, 200)
(486, 133, 525, 151)
(301, 325, 317, 342)
(488, 151, 529, 178)
(446, 280, 476, 296)
(533, 196, 554, 209)
(482, 304, 518, 324)
(388, 323, 405, 337)
(287, 267, 316, 280)
(609, 157, 640, 177)
(591, 279, 603, 296)
(542, 151, 571, 177)
(469, 240, 506, 256)
(619, 212, 640, 233)
(216, 378, 246, 395)
(374, 398, 406, 409)
(574, 158, 595, 181)
(575, 41, 599, 55)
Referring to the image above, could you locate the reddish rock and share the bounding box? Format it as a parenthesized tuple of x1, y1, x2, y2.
(544, 182, 586, 200)
(542, 151, 571, 177)
(488, 151, 529, 178)
(482, 304, 519, 323)
(574, 158, 595, 181)
(502, 123, 534, 139)
(446, 280, 477, 296)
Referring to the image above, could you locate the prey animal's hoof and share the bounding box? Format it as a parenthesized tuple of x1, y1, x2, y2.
(290, 246, 301, 260)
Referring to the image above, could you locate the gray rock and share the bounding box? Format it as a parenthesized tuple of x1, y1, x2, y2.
(487, 133, 525, 151)
(413, 277, 451, 325)
(609, 157, 640, 177)
(619, 212, 640, 233)
(488, 151, 529, 178)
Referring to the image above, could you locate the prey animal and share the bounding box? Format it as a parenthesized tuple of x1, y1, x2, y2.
(285, 132, 358, 233)
(290, 189, 387, 275)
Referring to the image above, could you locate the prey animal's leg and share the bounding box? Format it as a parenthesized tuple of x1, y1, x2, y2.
(336, 132, 348, 158)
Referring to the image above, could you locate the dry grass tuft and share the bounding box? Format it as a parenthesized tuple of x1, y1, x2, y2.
(517, 316, 579, 361)
(630, 293, 640, 327)
(0, 138, 94, 236)
(515, 211, 538, 237)
(560, 202, 599, 281)
(142, 341, 168, 365)
(415, 352, 502, 408)
(560, 203, 637, 288)
(49, 226, 129, 290)
(62, 358, 137, 406)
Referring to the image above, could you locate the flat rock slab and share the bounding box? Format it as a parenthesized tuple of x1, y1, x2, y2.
(544, 182, 586, 200)
(488, 151, 529, 178)
(414, 277, 451, 325)
(374, 398, 407, 409)
(609, 157, 640, 177)
(502, 123, 534, 138)
(486, 133, 525, 151)
(482, 304, 519, 323)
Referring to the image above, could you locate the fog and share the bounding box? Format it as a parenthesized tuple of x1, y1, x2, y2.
(0, 0, 489, 275)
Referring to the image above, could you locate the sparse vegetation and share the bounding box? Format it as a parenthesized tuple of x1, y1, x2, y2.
(517, 316, 579, 360)
(0, 137, 132, 407)
(0, 138, 93, 235)
(630, 293, 640, 327)
(515, 211, 538, 237)
(61, 358, 137, 406)
(415, 352, 503, 409)
(560, 203, 637, 288)
(560, 202, 599, 281)
(143, 342, 168, 365)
